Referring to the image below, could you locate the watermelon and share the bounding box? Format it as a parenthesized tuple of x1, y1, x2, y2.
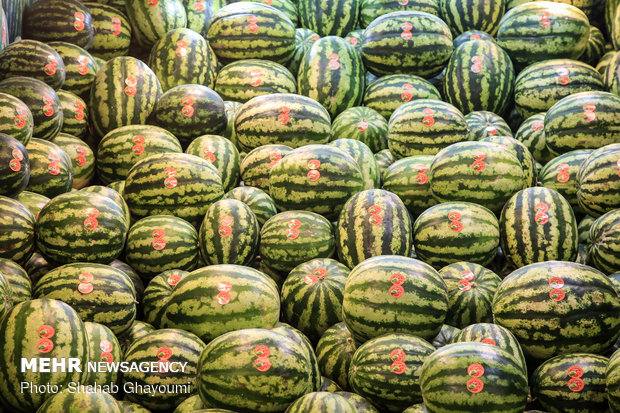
(330, 107, 388, 153)
(89, 56, 162, 138)
(259, 210, 335, 273)
(608, 348, 620, 412)
(363, 74, 442, 120)
(531, 353, 609, 413)
(239, 0, 299, 24)
(375, 149, 395, 180)
(334, 392, 380, 413)
(298, 0, 359, 36)
(206, 2, 296, 64)
(428, 141, 528, 213)
(413, 202, 500, 268)
(196, 328, 318, 412)
(85, 2, 132, 59)
(0, 299, 89, 413)
(578, 214, 596, 244)
(580, 26, 606, 67)
(35, 190, 127, 264)
(297, 36, 364, 118)
(122, 329, 206, 410)
(443, 39, 514, 115)
(96, 124, 183, 184)
(316, 322, 357, 390)
(215, 59, 296, 103)
(402, 404, 428, 413)
(125, 215, 200, 279)
(147, 27, 218, 92)
(0, 92, 33, 145)
(0, 132, 29, 197)
(23, 252, 55, 287)
(142, 269, 189, 328)
(576, 143, 620, 217)
(0, 76, 63, 141)
(0, 39, 66, 90)
(118, 401, 152, 413)
(57, 90, 88, 139)
(109, 258, 143, 305)
(321, 377, 343, 392)
(199, 199, 259, 266)
(349, 333, 435, 411)
(515, 112, 553, 163)
(149, 84, 227, 147)
(82, 321, 122, 390)
(464, 111, 513, 140)
(80, 185, 131, 229)
(492, 261, 620, 359)
(342, 255, 448, 343)
(123, 152, 224, 227)
(0, 270, 11, 319)
(381, 155, 437, 217)
(479, 135, 537, 188)
(539, 149, 592, 215)
(439, 0, 506, 36)
(431, 324, 461, 349)
(329, 139, 379, 189)
(285, 392, 355, 412)
(39, 390, 122, 412)
(50, 132, 94, 189)
(117, 320, 155, 354)
(344, 29, 363, 49)
(438, 262, 501, 328)
(454, 323, 526, 372)
(21, 0, 95, 49)
(161, 265, 280, 342)
(497, 2, 590, 66)
(388, 99, 469, 158)
(184, 0, 225, 37)
(234, 93, 331, 151)
(24, 138, 73, 198)
(185, 134, 240, 191)
(125, 0, 186, 49)
(0, 258, 31, 303)
(361, 11, 453, 77)
(419, 342, 528, 412)
(239, 144, 291, 191)
(452, 30, 495, 47)
(588, 209, 620, 274)
(172, 394, 208, 413)
(359, 0, 440, 28)
(222, 187, 276, 228)
(288, 28, 320, 75)
(47, 41, 97, 98)
(268, 144, 365, 219)
(607, 51, 620, 95)
(336, 189, 412, 269)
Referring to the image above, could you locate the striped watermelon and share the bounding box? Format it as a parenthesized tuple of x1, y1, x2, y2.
(123, 329, 206, 410)
(125, 215, 200, 279)
(336, 189, 412, 269)
(388, 99, 469, 158)
(33, 262, 137, 335)
(465, 111, 513, 140)
(438, 262, 501, 328)
(234, 93, 331, 151)
(123, 152, 224, 227)
(215, 59, 296, 103)
(82, 321, 122, 390)
(497, 2, 590, 66)
(330, 107, 388, 153)
(22, 0, 94, 49)
(224, 100, 242, 149)
(161, 265, 280, 341)
(443, 39, 514, 115)
(0, 196, 35, 266)
(492, 261, 620, 359)
(316, 322, 357, 390)
(297, 36, 364, 118)
(0, 92, 33, 145)
(588, 209, 620, 274)
(48, 41, 97, 98)
(515, 59, 604, 119)
(375, 148, 395, 180)
(580, 26, 607, 67)
(381, 155, 437, 217)
(171, 394, 209, 412)
(419, 342, 528, 412)
(238, 0, 299, 24)
(0, 39, 66, 90)
(330, 139, 379, 189)
(0, 270, 11, 319)
(0, 133, 29, 197)
(240, 144, 291, 191)
(342, 255, 448, 343)
(147, 28, 218, 92)
(39, 390, 122, 412)
(268, 144, 365, 219)
(413, 202, 500, 268)
(89, 56, 162, 138)
(515, 112, 553, 163)
(439, 0, 506, 36)
(286, 392, 356, 412)
(223, 186, 277, 227)
(81, 185, 131, 229)
(109, 258, 143, 305)
(206, 2, 296, 64)
(186, 135, 240, 192)
(96, 124, 182, 184)
(452, 30, 495, 47)
(500, 187, 578, 268)
(281, 258, 349, 342)
(0, 299, 89, 413)
(609, 348, 620, 412)
(479, 135, 537, 188)
(125, 0, 186, 49)
(35, 190, 127, 264)
(344, 29, 363, 49)
(322, 377, 343, 392)
(23, 252, 55, 287)
(432, 324, 460, 349)
(361, 11, 453, 77)
(607, 51, 620, 96)
(24, 138, 73, 198)
(531, 353, 609, 413)
(184, 0, 225, 37)
(142, 269, 189, 328)
(50, 132, 94, 189)
(85, 2, 132, 60)
(363, 74, 442, 120)
(428, 141, 528, 213)
(199, 199, 259, 266)
(57, 90, 88, 139)
(150, 84, 227, 147)
(288, 28, 320, 75)
(260, 210, 335, 272)
(0, 258, 31, 303)
(117, 320, 155, 354)
(576, 143, 620, 217)
(578, 214, 595, 244)
(196, 328, 318, 412)
(539, 149, 592, 214)
(349, 333, 435, 411)
(298, 0, 359, 36)
(0, 76, 63, 141)
(597, 51, 617, 81)
(402, 403, 428, 412)
(360, 0, 440, 28)
(455, 323, 526, 372)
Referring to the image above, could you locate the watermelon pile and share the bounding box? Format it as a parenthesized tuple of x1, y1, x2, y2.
(0, 0, 619, 412)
